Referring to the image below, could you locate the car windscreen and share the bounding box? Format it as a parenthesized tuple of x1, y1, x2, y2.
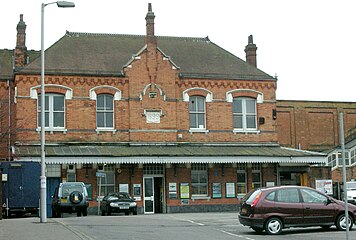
(61, 184, 83, 197)
(115, 192, 131, 199)
(347, 182, 356, 190)
(243, 189, 261, 204)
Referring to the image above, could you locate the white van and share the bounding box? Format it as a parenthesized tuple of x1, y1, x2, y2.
(345, 181, 356, 205)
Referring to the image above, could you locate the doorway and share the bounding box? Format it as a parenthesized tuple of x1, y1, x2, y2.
(143, 176, 164, 214)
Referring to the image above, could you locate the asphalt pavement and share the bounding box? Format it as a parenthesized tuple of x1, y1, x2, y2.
(0, 217, 84, 240)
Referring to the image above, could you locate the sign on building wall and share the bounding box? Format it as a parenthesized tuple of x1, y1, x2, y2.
(119, 183, 129, 193)
(226, 182, 235, 198)
(180, 183, 190, 199)
(212, 183, 222, 198)
(315, 179, 333, 195)
(169, 182, 177, 199)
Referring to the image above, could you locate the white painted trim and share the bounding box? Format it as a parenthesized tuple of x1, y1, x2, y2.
(19, 155, 327, 165)
(89, 85, 122, 100)
(30, 84, 73, 100)
(182, 87, 213, 102)
(226, 89, 264, 103)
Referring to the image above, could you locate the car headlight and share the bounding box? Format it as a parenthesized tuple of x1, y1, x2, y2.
(130, 202, 137, 207)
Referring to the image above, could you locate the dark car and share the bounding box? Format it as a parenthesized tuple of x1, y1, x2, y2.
(100, 192, 137, 216)
(52, 182, 89, 217)
(238, 185, 356, 235)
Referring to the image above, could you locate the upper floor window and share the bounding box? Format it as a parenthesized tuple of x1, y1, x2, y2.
(189, 96, 206, 129)
(233, 97, 257, 131)
(96, 94, 114, 129)
(37, 94, 65, 130)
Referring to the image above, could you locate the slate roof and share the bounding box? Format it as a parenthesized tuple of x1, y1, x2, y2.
(15, 144, 326, 164)
(0, 49, 40, 80)
(0, 50, 14, 80)
(20, 32, 275, 81)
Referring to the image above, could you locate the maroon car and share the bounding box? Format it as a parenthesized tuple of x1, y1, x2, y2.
(238, 185, 356, 235)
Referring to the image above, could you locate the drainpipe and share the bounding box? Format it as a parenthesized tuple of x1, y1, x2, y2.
(7, 79, 11, 161)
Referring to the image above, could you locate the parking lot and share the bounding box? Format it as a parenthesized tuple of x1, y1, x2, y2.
(1, 212, 356, 240)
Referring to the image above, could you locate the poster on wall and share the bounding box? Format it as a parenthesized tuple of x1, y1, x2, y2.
(180, 183, 190, 199)
(119, 183, 129, 193)
(225, 182, 235, 198)
(315, 179, 333, 195)
(169, 182, 177, 199)
(133, 184, 141, 201)
(212, 183, 222, 198)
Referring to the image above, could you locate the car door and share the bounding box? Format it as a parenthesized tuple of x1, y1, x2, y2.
(274, 188, 304, 226)
(300, 188, 336, 225)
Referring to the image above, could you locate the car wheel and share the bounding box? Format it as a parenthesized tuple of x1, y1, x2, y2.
(251, 227, 263, 233)
(264, 217, 283, 235)
(57, 210, 62, 218)
(106, 207, 111, 216)
(336, 214, 353, 231)
(133, 211, 137, 215)
(82, 208, 88, 216)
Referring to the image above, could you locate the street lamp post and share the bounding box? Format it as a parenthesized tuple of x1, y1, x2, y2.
(40, 1, 75, 223)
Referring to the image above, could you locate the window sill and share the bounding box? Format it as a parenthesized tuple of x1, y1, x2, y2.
(191, 195, 211, 201)
(36, 128, 67, 134)
(96, 129, 117, 134)
(189, 129, 209, 134)
(233, 129, 260, 134)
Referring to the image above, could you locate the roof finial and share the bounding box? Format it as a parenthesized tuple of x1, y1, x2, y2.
(148, 3, 152, 12)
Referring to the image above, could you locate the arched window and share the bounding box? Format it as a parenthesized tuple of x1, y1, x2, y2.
(233, 97, 257, 131)
(37, 93, 65, 130)
(96, 94, 114, 129)
(189, 96, 206, 129)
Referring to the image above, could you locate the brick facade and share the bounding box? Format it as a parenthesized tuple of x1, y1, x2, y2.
(2, 5, 352, 215)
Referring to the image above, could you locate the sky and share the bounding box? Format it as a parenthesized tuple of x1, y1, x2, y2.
(1, 0, 355, 102)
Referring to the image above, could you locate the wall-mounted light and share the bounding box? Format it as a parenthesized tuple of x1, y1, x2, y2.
(272, 109, 277, 120)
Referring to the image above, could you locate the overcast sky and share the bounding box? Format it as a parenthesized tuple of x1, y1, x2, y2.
(1, 0, 355, 102)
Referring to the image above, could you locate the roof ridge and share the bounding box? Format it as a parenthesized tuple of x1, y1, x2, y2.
(65, 31, 208, 41)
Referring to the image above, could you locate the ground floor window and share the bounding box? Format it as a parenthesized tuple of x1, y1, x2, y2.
(252, 163, 262, 189)
(97, 164, 115, 196)
(237, 163, 247, 194)
(67, 164, 76, 182)
(191, 164, 208, 196)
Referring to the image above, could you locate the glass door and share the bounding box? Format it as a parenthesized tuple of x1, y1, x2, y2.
(143, 177, 154, 214)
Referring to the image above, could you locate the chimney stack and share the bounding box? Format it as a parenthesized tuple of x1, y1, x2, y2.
(15, 14, 27, 68)
(244, 35, 257, 67)
(145, 3, 156, 50)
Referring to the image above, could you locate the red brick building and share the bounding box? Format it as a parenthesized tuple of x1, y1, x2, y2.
(3, 5, 352, 215)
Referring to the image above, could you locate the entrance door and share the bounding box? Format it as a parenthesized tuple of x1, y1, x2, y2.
(8, 167, 23, 208)
(143, 177, 154, 214)
(46, 178, 60, 218)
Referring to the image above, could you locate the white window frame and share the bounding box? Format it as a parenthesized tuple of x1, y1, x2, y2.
(233, 97, 258, 133)
(191, 164, 208, 197)
(237, 163, 247, 195)
(97, 164, 115, 196)
(252, 163, 262, 189)
(96, 94, 114, 131)
(37, 93, 66, 132)
(189, 96, 208, 132)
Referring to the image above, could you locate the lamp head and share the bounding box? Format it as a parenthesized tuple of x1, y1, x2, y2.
(56, 1, 75, 8)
